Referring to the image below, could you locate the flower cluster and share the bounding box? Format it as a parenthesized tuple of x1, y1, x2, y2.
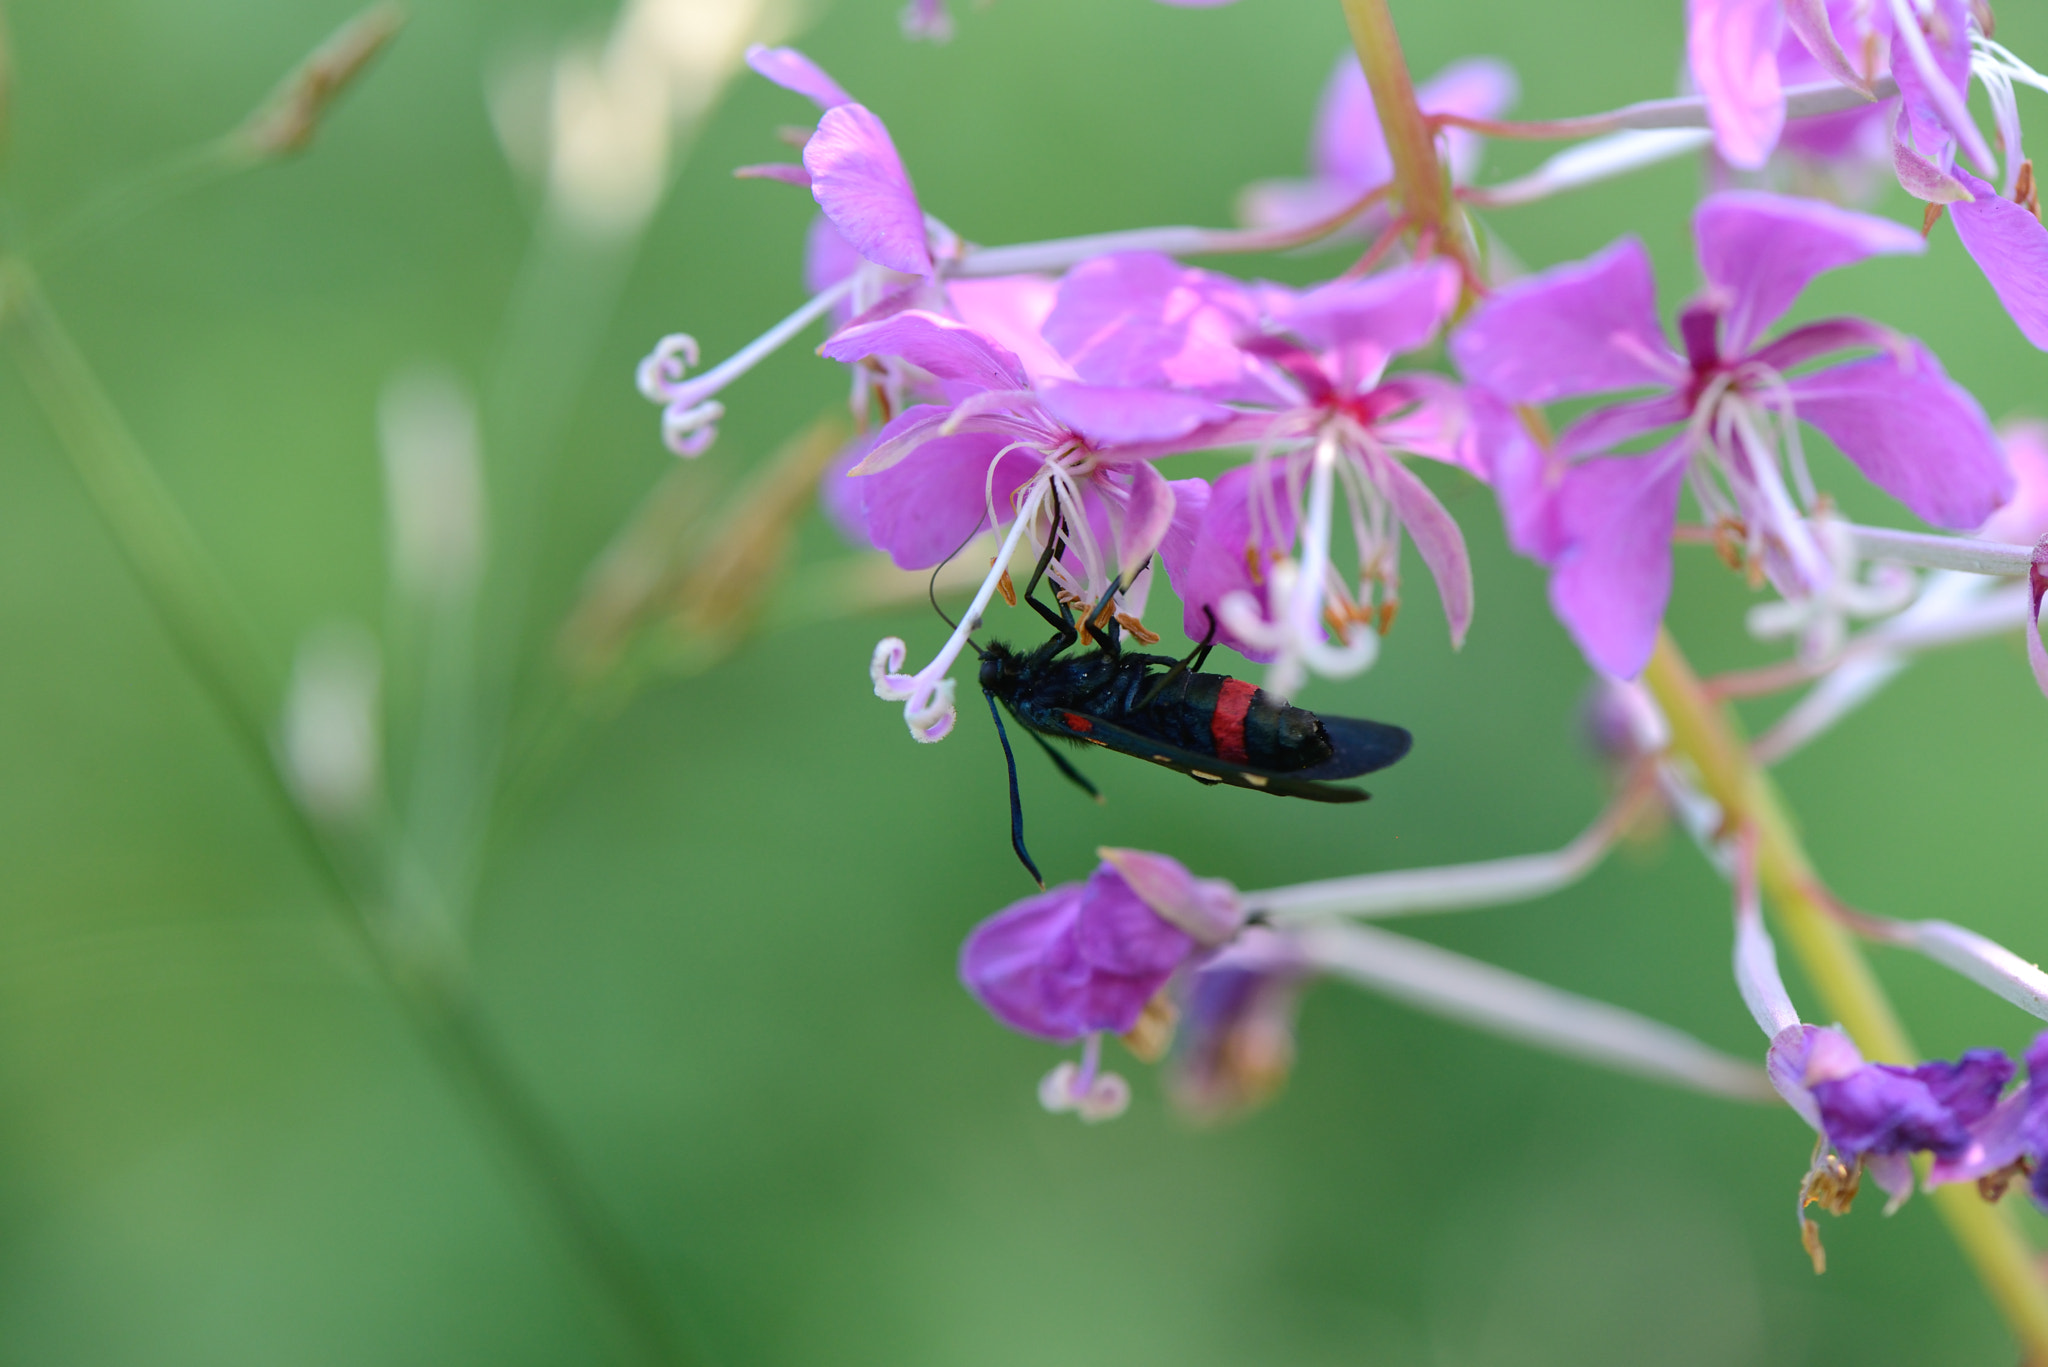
(637, 0, 2048, 1322)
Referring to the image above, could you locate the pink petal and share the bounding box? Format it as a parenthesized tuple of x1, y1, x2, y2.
(804, 214, 864, 298)
(1693, 191, 1923, 356)
(804, 105, 932, 278)
(1116, 460, 1178, 583)
(858, 428, 1039, 569)
(1237, 177, 1386, 235)
(1449, 237, 1678, 403)
(1548, 445, 1691, 679)
(1889, 0, 1994, 175)
(946, 275, 1075, 383)
(1379, 455, 1476, 648)
(733, 162, 812, 187)
(1746, 316, 1904, 372)
(1037, 381, 1233, 449)
(847, 404, 953, 477)
(1688, 0, 1787, 170)
(1044, 253, 1268, 400)
(1783, 0, 1875, 94)
(1787, 342, 2014, 530)
(744, 46, 853, 110)
(1281, 259, 1463, 367)
(820, 309, 1029, 393)
(1949, 171, 2048, 352)
(1555, 393, 1691, 461)
(1167, 463, 1294, 663)
(1311, 55, 1393, 190)
(1891, 109, 1976, 203)
(1978, 422, 2048, 546)
(1471, 389, 1569, 563)
(1374, 373, 1483, 476)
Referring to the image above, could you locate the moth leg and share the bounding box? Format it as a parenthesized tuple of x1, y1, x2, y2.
(1137, 606, 1221, 711)
(1022, 494, 1076, 647)
(1025, 727, 1101, 802)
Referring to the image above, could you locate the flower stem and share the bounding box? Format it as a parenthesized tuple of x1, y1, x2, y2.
(1643, 629, 2048, 1357)
(1338, 0, 1453, 245)
(0, 260, 693, 1367)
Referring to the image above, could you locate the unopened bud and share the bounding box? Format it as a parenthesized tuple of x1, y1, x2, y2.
(282, 624, 382, 822)
(239, 4, 404, 158)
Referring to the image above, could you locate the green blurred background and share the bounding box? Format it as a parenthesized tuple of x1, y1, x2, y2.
(1, 0, 2045, 1362)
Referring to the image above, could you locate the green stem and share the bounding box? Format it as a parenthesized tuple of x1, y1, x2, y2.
(0, 260, 691, 1367)
(1337, 0, 1453, 244)
(1643, 630, 2048, 1359)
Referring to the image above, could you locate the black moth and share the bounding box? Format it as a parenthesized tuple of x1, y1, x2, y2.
(966, 505, 1413, 885)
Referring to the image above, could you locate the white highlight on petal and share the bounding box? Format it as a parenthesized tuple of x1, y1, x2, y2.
(1286, 922, 1775, 1101)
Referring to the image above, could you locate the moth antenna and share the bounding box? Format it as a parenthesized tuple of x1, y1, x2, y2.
(929, 513, 991, 654)
(984, 689, 1044, 888)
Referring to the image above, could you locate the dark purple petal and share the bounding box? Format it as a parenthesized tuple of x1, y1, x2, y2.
(1070, 865, 1196, 979)
(1449, 237, 1678, 404)
(1037, 381, 1234, 449)
(959, 885, 1089, 1041)
(1546, 444, 1691, 678)
(804, 105, 932, 278)
(1687, 0, 1786, 170)
(821, 309, 1030, 393)
(745, 45, 854, 110)
(1693, 191, 1923, 355)
(1811, 1050, 2011, 1159)
(959, 865, 1196, 1043)
(858, 427, 1038, 569)
(1929, 1091, 2028, 1187)
(1949, 171, 2048, 352)
(1787, 341, 2013, 530)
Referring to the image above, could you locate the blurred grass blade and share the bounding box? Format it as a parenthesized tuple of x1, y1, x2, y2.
(236, 3, 406, 159)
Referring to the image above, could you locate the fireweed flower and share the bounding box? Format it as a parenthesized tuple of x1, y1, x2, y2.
(960, 848, 1246, 1121)
(1453, 189, 2011, 678)
(830, 306, 1234, 740)
(637, 45, 961, 455)
(1044, 253, 1478, 693)
(1238, 52, 1517, 237)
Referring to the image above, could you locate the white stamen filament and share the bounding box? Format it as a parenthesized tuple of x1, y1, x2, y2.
(871, 479, 1049, 741)
(1841, 523, 2036, 575)
(1463, 128, 1714, 209)
(634, 275, 858, 455)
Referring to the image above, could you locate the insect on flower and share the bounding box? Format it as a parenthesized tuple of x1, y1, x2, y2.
(968, 501, 1414, 885)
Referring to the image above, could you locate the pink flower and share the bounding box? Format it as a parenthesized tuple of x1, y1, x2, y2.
(1453, 190, 2011, 678)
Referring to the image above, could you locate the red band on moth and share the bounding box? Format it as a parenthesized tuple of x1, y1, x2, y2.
(1212, 678, 1256, 764)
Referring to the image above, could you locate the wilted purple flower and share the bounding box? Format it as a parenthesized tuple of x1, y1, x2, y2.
(1239, 52, 1516, 237)
(1928, 1032, 2048, 1205)
(962, 849, 1245, 1120)
(1770, 1022, 2013, 1207)
(1046, 253, 1477, 690)
(1453, 190, 2011, 678)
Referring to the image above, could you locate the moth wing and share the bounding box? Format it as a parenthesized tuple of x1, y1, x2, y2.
(1293, 714, 1413, 780)
(1067, 713, 1371, 804)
